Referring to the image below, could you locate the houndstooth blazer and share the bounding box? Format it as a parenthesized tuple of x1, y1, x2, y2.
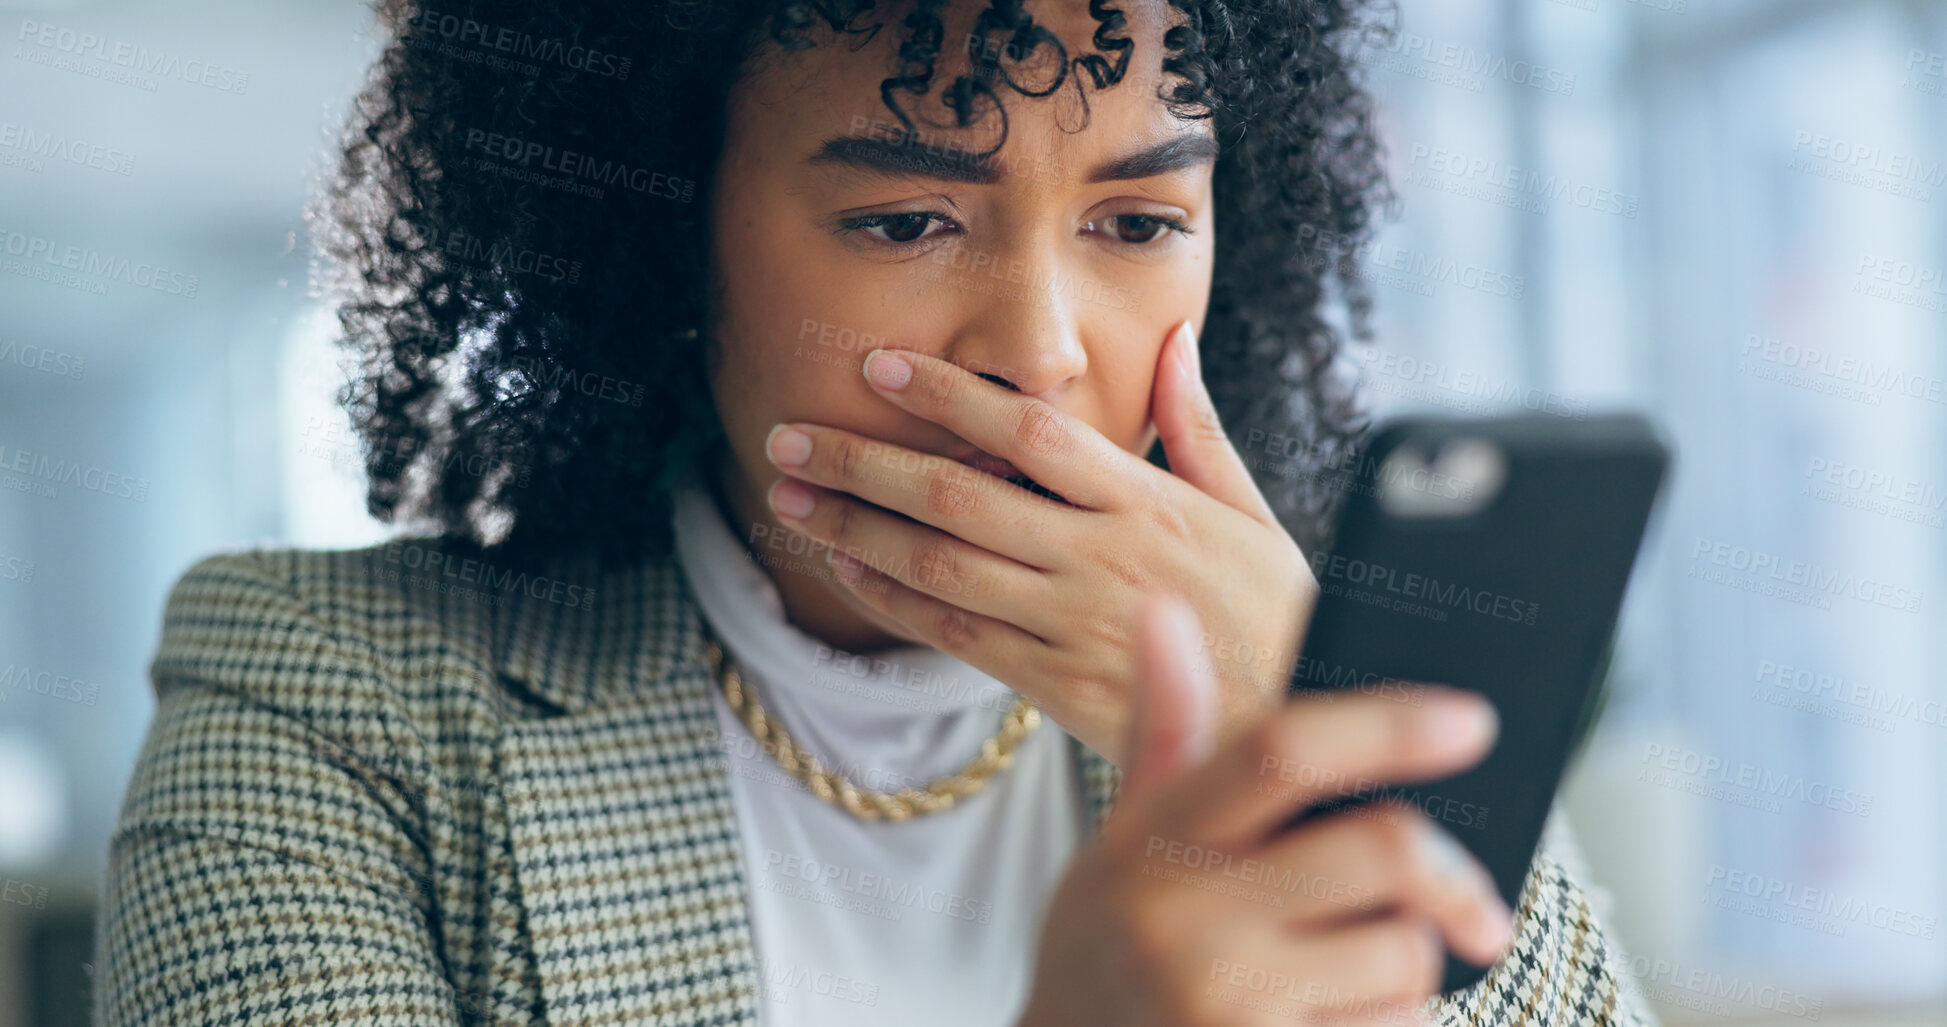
(97, 539, 1658, 1026)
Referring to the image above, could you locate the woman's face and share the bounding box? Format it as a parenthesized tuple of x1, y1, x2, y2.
(706, 0, 1215, 646)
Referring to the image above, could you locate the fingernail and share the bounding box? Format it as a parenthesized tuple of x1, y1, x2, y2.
(766, 424, 812, 467)
(768, 479, 815, 521)
(1421, 689, 1498, 750)
(864, 349, 912, 391)
(1175, 320, 1200, 380)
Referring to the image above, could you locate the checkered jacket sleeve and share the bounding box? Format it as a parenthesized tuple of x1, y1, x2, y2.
(1432, 820, 1659, 1027)
(95, 552, 464, 1026)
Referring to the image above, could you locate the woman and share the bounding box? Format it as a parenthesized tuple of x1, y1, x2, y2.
(97, 1, 1656, 1024)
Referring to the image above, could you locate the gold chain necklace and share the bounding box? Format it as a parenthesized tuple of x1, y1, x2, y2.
(698, 622, 1043, 822)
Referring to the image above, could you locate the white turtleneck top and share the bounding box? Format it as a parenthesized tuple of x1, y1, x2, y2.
(668, 478, 1087, 1026)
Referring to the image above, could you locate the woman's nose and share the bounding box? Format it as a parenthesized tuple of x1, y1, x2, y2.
(945, 299, 1090, 398)
(948, 332, 1086, 398)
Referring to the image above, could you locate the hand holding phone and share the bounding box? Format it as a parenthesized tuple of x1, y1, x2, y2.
(1017, 595, 1514, 1027)
(1285, 413, 1671, 993)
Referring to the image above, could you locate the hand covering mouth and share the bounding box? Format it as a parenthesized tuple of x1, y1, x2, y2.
(951, 450, 1071, 506)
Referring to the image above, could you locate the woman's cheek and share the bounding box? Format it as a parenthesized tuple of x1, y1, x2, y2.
(786, 314, 903, 380)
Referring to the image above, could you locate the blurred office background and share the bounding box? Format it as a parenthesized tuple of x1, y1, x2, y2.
(2, 0, 1943, 1024)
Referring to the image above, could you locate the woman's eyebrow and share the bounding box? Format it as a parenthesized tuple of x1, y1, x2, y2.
(804, 133, 1219, 186)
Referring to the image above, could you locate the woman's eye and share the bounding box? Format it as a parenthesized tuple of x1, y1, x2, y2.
(1088, 214, 1191, 246)
(839, 211, 1190, 249)
(841, 212, 954, 245)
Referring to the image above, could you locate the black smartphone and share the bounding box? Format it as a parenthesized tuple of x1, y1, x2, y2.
(1280, 413, 1670, 994)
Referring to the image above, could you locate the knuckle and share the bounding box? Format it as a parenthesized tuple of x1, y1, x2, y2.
(927, 466, 983, 520)
(921, 363, 960, 407)
(932, 603, 979, 650)
(1192, 397, 1228, 442)
(1092, 545, 1149, 590)
(828, 496, 861, 547)
(1013, 401, 1068, 458)
(910, 539, 960, 592)
(1133, 477, 1191, 539)
(1066, 615, 1129, 670)
(1075, 610, 1132, 657)
(1144, 497, 1193, 540)
(832, 435, 867, 482)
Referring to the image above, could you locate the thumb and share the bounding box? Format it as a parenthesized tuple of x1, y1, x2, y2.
(1150, 319, 1279, 526)
(1120, 592, 1221, 801)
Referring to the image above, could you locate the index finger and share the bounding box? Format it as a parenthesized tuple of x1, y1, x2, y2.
(860, 348, 1143, 512)
(1139, 685, 1499, 848)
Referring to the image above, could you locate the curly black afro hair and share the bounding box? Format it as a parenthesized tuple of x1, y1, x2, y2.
(313, 0, 1396, 565)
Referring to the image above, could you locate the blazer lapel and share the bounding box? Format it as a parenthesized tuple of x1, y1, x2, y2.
(495, 554, 761, 1026)
(491, 547, 1124, 1026)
